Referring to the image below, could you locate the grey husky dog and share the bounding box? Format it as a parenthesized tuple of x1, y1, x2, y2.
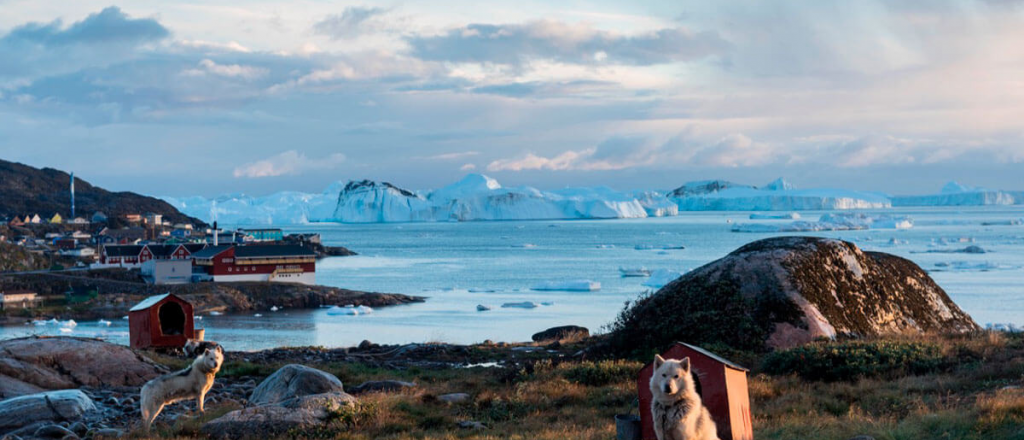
(649, 354, 719, 440)
(140, 345, 224, 430)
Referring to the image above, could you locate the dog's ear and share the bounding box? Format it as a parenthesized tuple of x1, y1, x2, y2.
(204, 348, 211, 356)
(654, 354, 665, 369)
(680, 357, 691, 373)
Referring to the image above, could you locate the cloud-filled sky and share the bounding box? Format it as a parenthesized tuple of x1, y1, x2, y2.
(1, 0, 1022, 197)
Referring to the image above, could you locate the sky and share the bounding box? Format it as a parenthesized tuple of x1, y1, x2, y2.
(0, 0, 1023, 197)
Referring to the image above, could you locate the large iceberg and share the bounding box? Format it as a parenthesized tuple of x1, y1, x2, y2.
(670, 179, 891, 211)
(892, 181, 1023, 206)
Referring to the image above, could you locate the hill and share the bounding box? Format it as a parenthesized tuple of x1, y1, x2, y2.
(0, 159, 204, 226)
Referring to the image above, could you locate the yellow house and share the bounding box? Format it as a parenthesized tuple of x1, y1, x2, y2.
(49, 213, 63, 224)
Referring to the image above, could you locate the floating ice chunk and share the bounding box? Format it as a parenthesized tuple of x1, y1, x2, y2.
(270, 306, 280, 312)
(501, 301, 539, 309)
(326, 305, 373, 316)
(476, 304, 491, 311)
(819, 213, 914, 229)
(596, 244, 615, 249)
(643, 269, 683, 288)
(59, 328, 72, 333)
(749, 213, 801, 220)
(619, 267, 652, 277)
(209, 311, 223, 316)
(540, 301, 555, 306)
(468, 288, 497, 293)
(121, 316, 129, 320)
(254, 313, 263, 317)
(61, 319, 77, 328)
(512, 243, 537, 248)
(531, 280, 601, 291)
(32, 320, 47, 326)
(97, 319, 111, 327)
(932, 261, 1017, 271)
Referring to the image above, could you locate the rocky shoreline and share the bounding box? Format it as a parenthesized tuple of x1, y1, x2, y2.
(0, 271, 424, 322)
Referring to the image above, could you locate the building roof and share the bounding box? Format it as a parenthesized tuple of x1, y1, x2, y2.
(104, 245, 143, 257)
(235, 244, 315, 259)
(191, 245, 233, 259)
(679, 342, 749, 372)
(129, 293, 173, 312)
(146, 244, 178, 258)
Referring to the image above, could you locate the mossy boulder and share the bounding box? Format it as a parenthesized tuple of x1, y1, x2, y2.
(608, 236, 978, 355)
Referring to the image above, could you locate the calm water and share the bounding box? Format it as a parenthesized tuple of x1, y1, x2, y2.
(5, 206, 1023, 351)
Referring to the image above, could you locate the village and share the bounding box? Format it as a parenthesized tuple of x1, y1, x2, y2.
(0, 178, 323, 313)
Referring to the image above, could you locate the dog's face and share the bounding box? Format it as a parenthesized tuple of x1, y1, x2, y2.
(650, 354, 692, 400)
(200, 346, 224, 372)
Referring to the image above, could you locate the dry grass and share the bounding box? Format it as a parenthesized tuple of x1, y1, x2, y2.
(137, 331, 1023, 440)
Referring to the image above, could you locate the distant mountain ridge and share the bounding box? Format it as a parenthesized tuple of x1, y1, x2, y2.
(0, 159, 205, 226)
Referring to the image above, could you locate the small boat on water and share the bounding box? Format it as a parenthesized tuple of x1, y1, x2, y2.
(619, 267, 652, 277)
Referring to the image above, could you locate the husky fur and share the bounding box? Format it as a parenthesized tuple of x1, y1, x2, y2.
(140, 345, 224, 429)
(650, 355, 719, 440)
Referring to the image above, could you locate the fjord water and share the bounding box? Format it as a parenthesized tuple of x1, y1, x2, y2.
(5, 206, 1023, 351)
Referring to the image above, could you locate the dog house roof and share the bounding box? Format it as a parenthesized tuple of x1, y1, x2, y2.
(677, 342, 749, 372)
(129, 293, 174, 312)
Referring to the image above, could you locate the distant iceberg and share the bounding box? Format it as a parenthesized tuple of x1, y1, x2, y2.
(892, 181, 1023, 206)
(643, 269, 683, 289)
(531, 280, 601, 292)
(749, 213, 801, 220)
(326, 305, 374, 316)
(671, 179, 890, 211)
(501, 301, 539, 309)
(733, 213, 912, 233)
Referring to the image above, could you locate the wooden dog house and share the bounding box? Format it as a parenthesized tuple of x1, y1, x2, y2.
(637, 342, 753, 440)
(129, 293, 195, 349)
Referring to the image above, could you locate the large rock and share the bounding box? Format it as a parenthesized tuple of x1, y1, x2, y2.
(250, 364, 344, 405)
(531, 325, 589, 342)
(609, 237, 979, 353)
(202, 391, 356, 438)
(0, 337, 165, 399)
(0, 390, 97, 431)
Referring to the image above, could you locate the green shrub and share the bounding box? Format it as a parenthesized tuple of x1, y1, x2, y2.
(560, 360, 642, 387)
(761, 340, 943, 382)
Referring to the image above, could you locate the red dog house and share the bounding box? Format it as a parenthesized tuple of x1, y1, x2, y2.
(637, 342, 753, 440)
(129, 293, 195, 349)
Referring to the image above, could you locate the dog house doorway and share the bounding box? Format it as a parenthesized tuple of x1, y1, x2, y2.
(158, 302, 185, 336)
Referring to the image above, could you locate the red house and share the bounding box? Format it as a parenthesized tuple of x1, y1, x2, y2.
(128, 293, 195, 350)
(637, 342, 753, 440)
(192, 244, 316, 285)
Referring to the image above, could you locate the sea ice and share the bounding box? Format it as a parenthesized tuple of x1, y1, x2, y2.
(531, 280, 601, 291)
(501, 302, 540, 309)
(643, 269, 683, 288)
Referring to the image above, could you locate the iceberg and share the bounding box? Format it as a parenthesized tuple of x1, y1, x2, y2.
(501, 301, 539, 309)
(643, 269, 683, 288)
(749, 213, 801, 220)
(892, 181, 1023, 206)
(326, 305, 374, 315)
(669, 179, 890, 211)
(476, 304, 492, 311)
(97, 319, 112, 326)
(531, 280, 601, 291)
(733, 213, 912, 233)
(619, 267, 652, 277)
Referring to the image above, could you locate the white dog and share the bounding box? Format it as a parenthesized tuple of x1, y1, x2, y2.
(650, 354, 719, 440)
(140, 345, 224, 430)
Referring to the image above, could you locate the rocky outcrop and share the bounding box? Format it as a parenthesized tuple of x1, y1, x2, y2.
(531, 325, 589, 342)
(0, 389, 97, 430)
(0, 337, 164, 399)
(203, 365, 356, 438)
(250, 364, 345, 405)
(609, 237, 979, 354)
(347, 380, 416, 395)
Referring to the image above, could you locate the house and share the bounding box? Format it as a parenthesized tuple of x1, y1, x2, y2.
(170, 228, 192, 238)
(124, 214, 142, 223)
(54, 238, 77, 250)
(143, 213, 163, 226)
(100, 244, 145, 267)
(192, 244, 316, 284)
(91, 211, 108, 223)
(8, 217, 24, 227)
(141, 259, 192, 285)
(128, 293, 195, 349)
(97, 227, 146, 245)
(0, 290, 41, 310)
(68, 217, 90, 225)
(240, 228, 284, 242)
(28, 214, 41, 224)
(60, 247, 96, 258)
(49, 213, 63, 224)
(637, 343, 753, 440)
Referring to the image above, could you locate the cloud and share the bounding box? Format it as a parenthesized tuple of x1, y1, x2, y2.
(688, 134, 776, 167)
(233, 150, 346, 178)
(183, 59, 268, 79)
(313, 7, 387, 39)
(408, 20, 728, 66)
(428, 151, 480, 160)
(2, 6, 168, 47)
(460, 163, 476, 171)
(487, 149, 595, 171)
